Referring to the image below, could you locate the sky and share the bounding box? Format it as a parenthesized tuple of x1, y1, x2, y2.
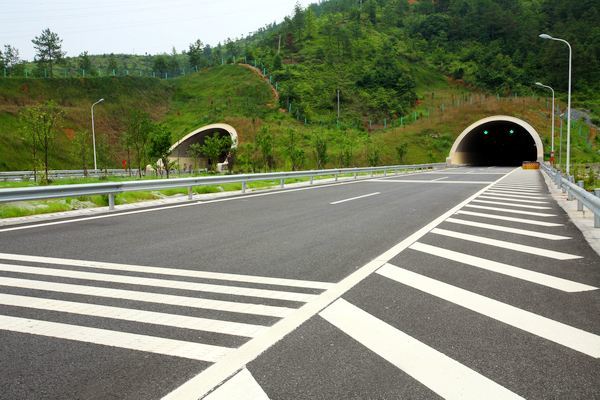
(1, 0, 315, 61)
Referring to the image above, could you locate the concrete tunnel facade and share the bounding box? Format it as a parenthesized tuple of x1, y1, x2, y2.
(448, 116, 544, 166)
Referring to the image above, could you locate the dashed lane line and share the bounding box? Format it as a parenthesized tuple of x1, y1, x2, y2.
(470, 199, 552, 210)
(0, 276, 294, 318)
(444, 218, 570, 240)
(0, 315, 231, 362)
(377, 264, 600, 358)
(464, 204, 556, 217)
(454, 211, 562, 227)
(0, 263, 317, 302)
(330, 192, 380, 205)
(409, 242, 593, 292)
(0, 293, 266, 338)
(430, 228, 581, 260)
(320, 299, 524, 400)
(0, 252, 333, 290)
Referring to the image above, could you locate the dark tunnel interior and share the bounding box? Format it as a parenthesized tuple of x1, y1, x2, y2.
(455, 121, 538, 166)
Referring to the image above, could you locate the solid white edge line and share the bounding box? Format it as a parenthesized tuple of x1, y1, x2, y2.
(161, 168, 519, 400)
(368, 179, 494, 184)
(409, 242, 593, 292)
(430, 228, 581, 260)
(319, 298, 524, 400)
(330, 192, 380, 205)
(376, 264, 600, 358)
(0, 315, 230, 362)
(454, 211, 562, 227)
(444, 218, 570, 240)
(204, 368, 270, 400)
(0, 252, 333, 290)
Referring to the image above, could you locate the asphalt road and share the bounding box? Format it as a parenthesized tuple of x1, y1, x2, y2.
(0, 166, 598, 399)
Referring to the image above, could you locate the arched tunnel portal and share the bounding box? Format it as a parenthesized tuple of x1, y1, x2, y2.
(448, 116, 543, 166)
(168, 123, 238, 171)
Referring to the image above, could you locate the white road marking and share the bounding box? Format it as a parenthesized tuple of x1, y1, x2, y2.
(455, 211, 562, 227)
(431, 177, 448, 181)
(470, 199, 552, 210)
(464, 204, 556, 217)
(204, 368, 270, 400)
(330, 192, 380, 205)
(368, 179, 494, 184)
(409, 242, 593, 292)
(0, 263, 316, 302)
(492, 185, 542, 191)
(0, 252, 332, 290)
(431, 228, 581, 260)
(486, 190, 547, 198)
(320, 299, 524, 400)
(425, 172, 507, 175)
(162, 169, 520, 400)
(444, 218, 570, 240)
(377, 264, 600, 358)
(0, 293, 266, 338)
(484, 192, 549, 200)
(0, 315, 230, 362)
(0, 276, 293, 318)
(478, 195, 548, 204)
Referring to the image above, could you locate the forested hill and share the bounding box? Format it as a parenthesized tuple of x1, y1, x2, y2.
(239, 0, 599, 123)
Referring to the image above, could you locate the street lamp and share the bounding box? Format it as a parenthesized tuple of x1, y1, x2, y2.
(91, 98, 104, 172)
(534, 82, 555, 161)
(539, 33, 572, 175)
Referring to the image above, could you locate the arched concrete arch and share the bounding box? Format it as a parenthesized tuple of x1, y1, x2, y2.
(448, 115, 544, 166)
(168, 123, 238, 171)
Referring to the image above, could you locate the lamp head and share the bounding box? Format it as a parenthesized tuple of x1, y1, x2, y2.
(535, 82, 543, 87)
(99, 98, 105, 102)
(539, 33, 553, 40)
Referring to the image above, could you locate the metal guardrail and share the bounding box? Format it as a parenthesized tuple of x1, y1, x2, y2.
(0, 169, 139, 181)
(541, 163, 600, 228)
(0, 163, 445, 210)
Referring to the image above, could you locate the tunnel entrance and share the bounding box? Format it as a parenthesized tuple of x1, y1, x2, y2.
(448, 116, 543, 166)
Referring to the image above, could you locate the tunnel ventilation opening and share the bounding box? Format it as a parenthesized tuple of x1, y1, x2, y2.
(451, 117, 541, 166)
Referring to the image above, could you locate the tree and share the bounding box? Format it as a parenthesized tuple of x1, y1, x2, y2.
(312, 132, 328, 169)
(127, 111, 153, 178)
(188, 143, 203, 172)
(168, 47, 180, 75)
(31, 28, 65, 77)
(78, 51, 95, 76)
(395, 142, 408, 163)
(200, 134, 232, 172)
(366, 143, 381, 167)
(149, 124, 173, 178)
(188, 39, 204, 69)
(1, 45, 20, 72)
(284, 129, 305, 171)
(72, 130, 91, 175)
(153, 55, 168, 76)
(107, 54, 118, 75)
(255, 127, 274, 170)
(20, 101, 64, 183)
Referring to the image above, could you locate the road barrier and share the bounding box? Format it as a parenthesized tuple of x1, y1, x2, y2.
(0, 163, 445, 210)
(0, 169, 138, 182)
(541, 163, 600, 228)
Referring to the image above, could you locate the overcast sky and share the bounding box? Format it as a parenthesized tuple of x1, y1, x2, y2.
(1, 0, 315, 61)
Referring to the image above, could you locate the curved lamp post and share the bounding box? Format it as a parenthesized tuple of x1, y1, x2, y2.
(91, 98, 105, 172)
(539, 33, 572, 174)
(534, 82, 555, 161)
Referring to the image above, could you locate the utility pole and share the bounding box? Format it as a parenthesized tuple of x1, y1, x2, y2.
(91, 98, 105, 172)
(277, 34, 282, 55)
(337, 90, 340, 126)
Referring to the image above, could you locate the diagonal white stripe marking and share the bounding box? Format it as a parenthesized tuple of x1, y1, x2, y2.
(330, 192, 380, 205)
(464, 204, 555, 217)
(0, 253, 332, 290)
(204, 368, 270, 400)
(478, 195, 548, 204)
(486, 190, 547, 199)
(431, 228, 581, 260)
(444, 218, 570, 240)
(0, 263, 316, 302)
(471, 199, 551, 210)
(0, 315, 230, 362)
(0, 277, 293, 318)
(0, 293, 266, 337)
(492, 186, 542, 192)
(483, 192, 550, 200)
(377, 264, 600, 358)
(409, 242, 593, 292)
(455, 211, 562, 227)
(320, 299, 524, 399)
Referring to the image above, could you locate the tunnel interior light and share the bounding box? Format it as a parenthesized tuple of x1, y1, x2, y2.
(483, 130, 489, 135)
(509, 129, 514, 135)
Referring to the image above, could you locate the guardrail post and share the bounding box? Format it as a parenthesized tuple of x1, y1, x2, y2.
(187, 186, 193, 200)
(577, 181, 584, 212)
(384, 169, 387, 177)
(242, 181, 247, 193)
(280, 178, 284, 188)
(370, 170, 374, 177)
(354, 172, 357, 180)
(395, 167, 398, 176)
(335, 173, 338, 182)
(567, 176, 574, 201)
(310, 176, 314, 185)
(594, 189, 600, 228)
(108, 193, 115, 211)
